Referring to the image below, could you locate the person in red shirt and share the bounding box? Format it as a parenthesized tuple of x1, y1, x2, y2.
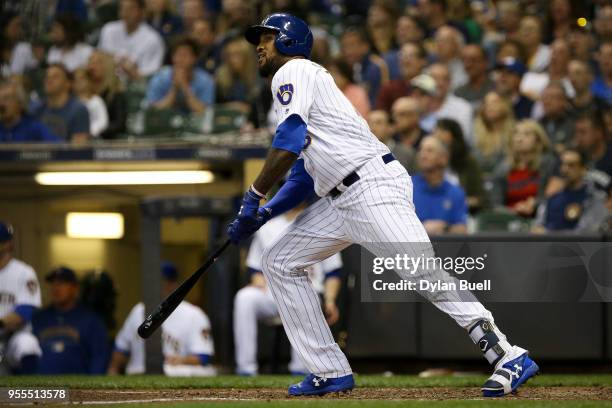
(491, 120, 557, 217)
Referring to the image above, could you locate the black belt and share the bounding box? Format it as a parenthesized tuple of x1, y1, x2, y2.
(329, 153, 396, 198)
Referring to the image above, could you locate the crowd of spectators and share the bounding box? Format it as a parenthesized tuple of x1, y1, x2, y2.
(0, 0, 610, 232)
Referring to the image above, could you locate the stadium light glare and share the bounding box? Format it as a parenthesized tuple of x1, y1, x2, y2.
(66, 212, 124, 239)
(35, 171, 214, 185)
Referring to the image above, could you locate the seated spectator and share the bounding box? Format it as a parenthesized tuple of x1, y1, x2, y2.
(494, 57, 534, 120)
(0, 82, 59, 143)
(455, 44, 495, 112)
(147, 37, 214, 114)
(98, 0, 165, 79)
(0, 12, 37, 77)
(73, 68, 109, 138)
(108, 263, 215, 376)
(538, 81, 575, 153)
(568, 59, 608, 116)
(517, 15, 550, 73)
(310, 27, 332, 67)
(383, 15, 425, 80)
(592, 41, 612, 105)
(534, 149, 608, 233)
(35, 64, 90, 143)
(341, 26, 389, 107)
(375, 42, 427, 112)
(491, 120, 556, 217)
(328, 57, 370, 118)
(496, 39, 528, 66)
(55, 0, 88, 23)
(432, 26, 468, 91)
(0, 222, 42, 375)
(190, 18, 220, 74)
(146, 0, 184, 41)
(433, 118, 488, 212)
(390, 96, 425, 173)
(215, 37, 259, 113)
(520, 38, 573, 102)
(573, 111, 612, 178)
(543, 0, 574, 43)
(367, 0, 398, 56)
(46, 14, 93, 72)
(87, 51, 127, 139)
(412, 136, 468, 235)
(421, 63, 473, 142)
(473, 91, 515, 177)
(234, 205, 343, 376)
(367, 109, 393, 143)
(32, 267, 109, 375)
(181, 0, 207, 33)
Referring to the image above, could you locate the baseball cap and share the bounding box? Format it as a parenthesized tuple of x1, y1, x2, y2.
(496, 57, 527, 77)
(0, 222, 14, 242)
(161, 261, 178, 281)
(45, 266, 78, 284)
(410, 74, 437, 96)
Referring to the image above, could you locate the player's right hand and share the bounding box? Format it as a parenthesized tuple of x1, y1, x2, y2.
(227, 187, 268, 244)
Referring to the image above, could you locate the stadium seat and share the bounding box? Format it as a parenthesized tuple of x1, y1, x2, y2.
(211, 105, 246, 134)
(474, 210, 532, 232)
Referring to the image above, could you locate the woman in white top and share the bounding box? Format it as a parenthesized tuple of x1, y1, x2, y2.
(47, 14, 93, 72)
(73, 68, 109, 138)
(0, 12, 38, 77)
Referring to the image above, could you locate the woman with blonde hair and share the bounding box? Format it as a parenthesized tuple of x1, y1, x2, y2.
(214, 37, 259, 113)
(87, 50, 127, 139)
(491, 119, 556, 217)
(473, 91, 515, 177)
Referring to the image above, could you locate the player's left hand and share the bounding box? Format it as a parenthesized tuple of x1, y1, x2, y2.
(324, 301, 339, 325)
(227, 187, 268, 244)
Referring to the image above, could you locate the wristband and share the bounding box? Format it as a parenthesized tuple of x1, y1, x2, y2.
(250, 185, 266, 199)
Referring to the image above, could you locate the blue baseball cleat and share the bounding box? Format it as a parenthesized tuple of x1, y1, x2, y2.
(288, 374, 355, 396)
(482, 352, 540, 397)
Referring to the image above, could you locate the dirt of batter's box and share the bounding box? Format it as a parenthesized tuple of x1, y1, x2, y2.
(70, 386, 612, 402)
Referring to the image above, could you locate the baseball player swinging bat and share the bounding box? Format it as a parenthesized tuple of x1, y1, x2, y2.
(137, 239, 230, 339)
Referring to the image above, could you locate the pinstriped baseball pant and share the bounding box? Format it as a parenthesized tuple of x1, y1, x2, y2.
(260, 156, 497, 378)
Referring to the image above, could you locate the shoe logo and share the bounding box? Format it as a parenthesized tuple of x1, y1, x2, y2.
(511, 364, 522, 379)
(312, 377, 327, 387)
(479, 339, 489, 351)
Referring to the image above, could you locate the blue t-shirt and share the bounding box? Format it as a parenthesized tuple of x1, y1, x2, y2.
(0, 115, 60, 143)
(146, 66, 215, 113)
(32, 305, 109, 375)
(543, 185, 589, 231)
(591, 77, 611, 105)
(36, 96, 90, 141)
(412, 173, 468, 226)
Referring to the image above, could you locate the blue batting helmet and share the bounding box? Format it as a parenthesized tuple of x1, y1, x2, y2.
(245, 13, 313, 59)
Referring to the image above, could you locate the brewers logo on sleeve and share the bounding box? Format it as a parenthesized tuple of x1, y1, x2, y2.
(276, 84, 294, 105)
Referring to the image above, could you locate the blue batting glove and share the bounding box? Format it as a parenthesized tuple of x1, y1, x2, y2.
(227, 187, 266, 244)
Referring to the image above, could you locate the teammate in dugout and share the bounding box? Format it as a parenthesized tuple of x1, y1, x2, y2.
(0, 221, 42, 375)
(108, 262, 216, 376)
(227, 13, 540, 397)
(234, 203, 343, 376)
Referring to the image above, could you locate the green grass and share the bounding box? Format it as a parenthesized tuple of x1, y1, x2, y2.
(1, 374, 611, 389)
(37, 401, 612, 408)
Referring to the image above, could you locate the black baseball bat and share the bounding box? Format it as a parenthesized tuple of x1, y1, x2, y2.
(138, 239, 231, 339)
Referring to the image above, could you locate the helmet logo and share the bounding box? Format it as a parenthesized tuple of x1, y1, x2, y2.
(276, 83, 294, 105)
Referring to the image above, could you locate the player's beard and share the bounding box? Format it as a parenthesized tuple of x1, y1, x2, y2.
(258, 55, 283, 78)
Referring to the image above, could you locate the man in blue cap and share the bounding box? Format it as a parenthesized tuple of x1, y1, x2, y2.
(32, 266, 110, 374)
(0, 221, 42, 374)
(494, 56, 534, 120)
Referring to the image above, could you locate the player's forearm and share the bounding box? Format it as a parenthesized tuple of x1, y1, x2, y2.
(324, 277, 341, 304)
(1, 312, 25, 332)
(107, 351, 129, 375)
(252, 148, 298, 194)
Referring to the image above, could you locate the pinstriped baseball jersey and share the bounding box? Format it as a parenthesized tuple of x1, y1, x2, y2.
(271, 59, 389, 197)
(0, 259, 41, 321)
